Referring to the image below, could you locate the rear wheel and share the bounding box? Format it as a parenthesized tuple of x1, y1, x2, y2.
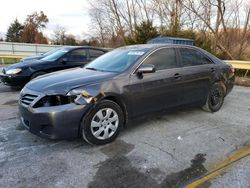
(202, 83, 225, 112)
(81, 100, 124, 145)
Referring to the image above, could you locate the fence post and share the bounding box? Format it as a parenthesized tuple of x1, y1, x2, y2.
(244, 70, 249, 77)
(12, 42, 14, 54)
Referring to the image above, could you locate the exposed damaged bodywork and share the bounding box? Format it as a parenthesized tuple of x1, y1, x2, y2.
(19, 44, 235, 141)
(70, 90, 106, 105)
(19, 78, 124, 139)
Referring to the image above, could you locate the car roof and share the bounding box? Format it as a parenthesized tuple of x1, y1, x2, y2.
(118, 43, 200, 51)
(59, 46, 109, 52)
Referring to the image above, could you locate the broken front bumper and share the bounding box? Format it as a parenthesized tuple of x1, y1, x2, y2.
(19, 102, 90, 139)
(19, 88, 91, 139)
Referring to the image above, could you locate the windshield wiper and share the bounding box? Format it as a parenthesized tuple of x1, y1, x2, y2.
(86, 67, 108, 72)
(86, 67, 118, 73)
(86, 67, 99, 71)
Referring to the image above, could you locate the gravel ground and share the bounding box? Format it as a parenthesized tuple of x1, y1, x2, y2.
(0, 82, 249, 188)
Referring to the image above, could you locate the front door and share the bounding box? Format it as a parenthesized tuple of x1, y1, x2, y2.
(62, 49, 89, 69)
(128, 47, 183, 117)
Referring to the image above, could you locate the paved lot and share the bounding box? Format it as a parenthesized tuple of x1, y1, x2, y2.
(0, 82, 249, 188)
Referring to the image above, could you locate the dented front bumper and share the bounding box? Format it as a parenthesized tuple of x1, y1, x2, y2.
(18, 86, 93, 139)
(19, 102, 90, 139)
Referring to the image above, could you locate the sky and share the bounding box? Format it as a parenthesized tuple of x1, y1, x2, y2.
(0, 0, 91, 40)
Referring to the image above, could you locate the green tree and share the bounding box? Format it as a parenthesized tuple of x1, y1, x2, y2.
(21, 11, 49, 43)
(6, 19, 24, 42)
(126, 21, 158, 44)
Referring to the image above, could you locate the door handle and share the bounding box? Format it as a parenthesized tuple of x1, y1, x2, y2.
(211, 67, 215, 72)
(174, 73, 181, 80)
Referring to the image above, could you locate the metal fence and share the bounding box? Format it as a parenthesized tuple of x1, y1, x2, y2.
(0, 42, 69, 56)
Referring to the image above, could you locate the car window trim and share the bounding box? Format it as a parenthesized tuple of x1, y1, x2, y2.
(63, 48, 88, 62)
(89, 49, 105, 57)
(131, 46, 179, 75)
(87, 48, 107, 61)
(176, 46, 215, 67)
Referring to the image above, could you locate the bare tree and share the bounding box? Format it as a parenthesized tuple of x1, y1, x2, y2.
(52, 26, 66, 45)
(87, 0, 249, 60)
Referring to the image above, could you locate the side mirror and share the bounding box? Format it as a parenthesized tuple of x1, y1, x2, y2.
(59, 58, 67, 64)
(137, 64, 156, 74)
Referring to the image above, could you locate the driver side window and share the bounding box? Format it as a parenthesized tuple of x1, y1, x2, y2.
(143, 48, 177, 70)
(65, 49, 87, 62)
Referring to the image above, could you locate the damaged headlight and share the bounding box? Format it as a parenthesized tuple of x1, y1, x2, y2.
(34, 95, 77, 108)
(67, 87, 106, 105)
(67, 89, 95, 105)
(67, 89, 92, 98)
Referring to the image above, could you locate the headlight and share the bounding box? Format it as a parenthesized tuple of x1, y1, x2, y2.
(6, 68, 22, 75)
(34, 95, 77, 108)
(67, 87, 105, 105)
(67, 89, 93, 104)
(66, 89, 92, 98)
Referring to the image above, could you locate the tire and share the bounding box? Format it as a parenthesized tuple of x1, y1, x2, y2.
(81, 100, 124, 145)
(202, 83, 225, 112)
(30, 71, 46, 80)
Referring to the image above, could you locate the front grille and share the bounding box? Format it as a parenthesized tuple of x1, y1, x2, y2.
(21, 94, 38, 106)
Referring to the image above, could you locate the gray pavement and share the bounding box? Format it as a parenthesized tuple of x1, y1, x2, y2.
(211, 156, 250, 188)
(0, 83, 249, 188)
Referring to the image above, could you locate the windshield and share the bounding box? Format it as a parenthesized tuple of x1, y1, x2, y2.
(85, 48, 149, 73)
(41, 48, 70, 61)
(43, 48, 61, 56)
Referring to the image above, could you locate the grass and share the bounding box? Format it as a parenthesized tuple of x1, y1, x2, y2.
(235, 69, 249, 77)
(0, 58, 22, 65)
(235, 77, 250, 87)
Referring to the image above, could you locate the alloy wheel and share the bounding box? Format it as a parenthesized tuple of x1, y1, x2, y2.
(90, 108, 119, 140)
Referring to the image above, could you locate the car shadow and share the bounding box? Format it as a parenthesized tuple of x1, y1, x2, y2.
(124, 105, 202, 133)
(0, 83, 21, 93)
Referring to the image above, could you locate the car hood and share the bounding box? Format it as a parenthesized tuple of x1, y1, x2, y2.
(4, 59, 47, 70)
(25, 68, 117, 95)
(21, 55, 44, 62)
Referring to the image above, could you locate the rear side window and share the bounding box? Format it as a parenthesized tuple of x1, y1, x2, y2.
(66, 49, 87, 62)
(179, 48, 213, 67)
(89, 49, 105, 60)
(143, 48, 177, 70)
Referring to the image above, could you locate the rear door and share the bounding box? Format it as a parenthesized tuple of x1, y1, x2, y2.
(178, 47, 216, 105)
(128, 47, 183, 117)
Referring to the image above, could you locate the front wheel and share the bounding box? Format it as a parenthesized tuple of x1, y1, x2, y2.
(202, 83, 225, 112)
(81, 100, 124, 145)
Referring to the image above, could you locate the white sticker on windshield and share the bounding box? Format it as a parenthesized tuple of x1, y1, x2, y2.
(128, 51, 145, 56)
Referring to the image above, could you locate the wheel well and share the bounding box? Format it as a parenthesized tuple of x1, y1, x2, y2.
(78, 95, 128, 136)
(102, 96, 128, 127)
(31, 71, 47, 80)
(215, 81, 227, 96)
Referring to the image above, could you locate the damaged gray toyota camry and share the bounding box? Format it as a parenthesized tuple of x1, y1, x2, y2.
(19, 44, 235, 145)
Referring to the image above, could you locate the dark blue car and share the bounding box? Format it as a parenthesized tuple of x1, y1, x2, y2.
(0, 46, 108, 87)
